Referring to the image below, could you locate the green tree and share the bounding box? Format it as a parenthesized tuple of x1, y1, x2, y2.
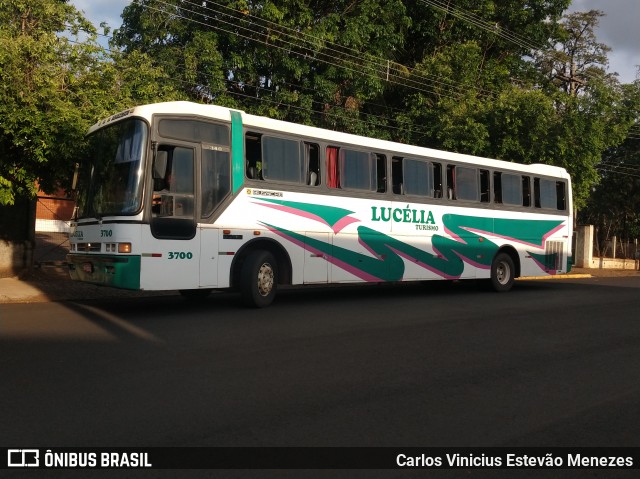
(534, 10, 636, 207)
(0, 0, 98, 204)
(580, 79, 640, 244)
(0, 0, 182, 205)
(113, 0, 410, 135)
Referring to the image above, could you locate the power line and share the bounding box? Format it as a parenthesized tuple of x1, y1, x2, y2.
(107, 22, 428, 118)
(417, 0, 610, 86)
(183, 0, 498, 98)
(597, 167, 640, 179)
(63, 33, 440, 141)
(133, 0, 495, 101)
(419, 0, 640, 142)
(418, 0, 540, 52)
(63, 3, 640, 164)
(599, 161, 640, 174)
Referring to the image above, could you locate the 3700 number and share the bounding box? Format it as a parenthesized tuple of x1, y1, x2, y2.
(168, 251, 193, 260)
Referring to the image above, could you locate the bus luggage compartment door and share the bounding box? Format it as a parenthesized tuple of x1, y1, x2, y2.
(303, 232, 329, 283)
(199, 226, 219, 287)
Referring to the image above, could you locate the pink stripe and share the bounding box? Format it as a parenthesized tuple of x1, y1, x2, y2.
(453, 250, 490, 270)
(541, 224, 565, 244)
(388, 246, 460, 280)
(325, 256, 382, 282)
(443, 226, 465, 243)
(262, 224, 382, 282)
(530, 256, 556, 275)
(253, 201, 359, 233)
(332, 215, 359, 233)
(461, 223, 566, 250)
(254, 202, 330, 228)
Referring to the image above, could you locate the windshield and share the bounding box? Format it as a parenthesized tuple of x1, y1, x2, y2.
(77, 119, 148, 218)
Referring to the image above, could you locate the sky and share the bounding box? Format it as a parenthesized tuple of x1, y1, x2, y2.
(71, 0, 639, 84)
(567, 0, 640, 83)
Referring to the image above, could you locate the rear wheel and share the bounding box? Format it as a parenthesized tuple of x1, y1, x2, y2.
(240, 250, 277, 307)
(490, 252, 515, 292)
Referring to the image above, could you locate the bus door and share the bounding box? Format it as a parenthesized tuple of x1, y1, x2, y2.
(147, 143, 200, 290)
(199, 143, 231, 287)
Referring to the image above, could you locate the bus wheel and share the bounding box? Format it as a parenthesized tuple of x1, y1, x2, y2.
(240, 250, 277, 308)
(490, 252, 515, 292)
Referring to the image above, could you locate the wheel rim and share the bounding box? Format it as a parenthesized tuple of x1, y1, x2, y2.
(256, 262, 274, 297)
(496, 260, 511, 285)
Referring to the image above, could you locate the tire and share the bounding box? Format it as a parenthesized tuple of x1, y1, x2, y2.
(240, 250, 277, 308)
(179, 289, 212, 300)
(490, 252, 515, 292)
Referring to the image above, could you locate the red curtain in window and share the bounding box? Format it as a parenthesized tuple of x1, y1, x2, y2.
(326, 147, 339, 188)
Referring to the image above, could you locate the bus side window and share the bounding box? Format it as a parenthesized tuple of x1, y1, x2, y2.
(392, 157, 441, 198)
(327, 146, 339, 188)
(391, 157, 403, 194)
(494, 172, 503, 204)
(376, 154, 386, 193)
(153, 146, 194, 218)
(402, 158, 432, 197)
(522, 176, 531, 207)
(556, 181, 567, 210)
(340, 149, 375, 191)
(446, 165, 455, 200)
(480, 169, 490, 203)
(502, 173, 522, 206)
(306, 142, 320, 186)
(262, 136, 304, 183)
(433, 163, 442, 198)
(535, 177, 558, 209)
(245, 133, 262, 180)
(201, 145, 230, 218)
(455, 166, 478, 202)
(331, 148, 384, 192)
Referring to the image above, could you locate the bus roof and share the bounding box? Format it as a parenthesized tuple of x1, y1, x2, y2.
(90, 101, 570, 179)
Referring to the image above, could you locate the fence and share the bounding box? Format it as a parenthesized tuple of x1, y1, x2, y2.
(34, 195, 74, 265)
(574, 225, 639, 270)
(596, 237, 640, 260)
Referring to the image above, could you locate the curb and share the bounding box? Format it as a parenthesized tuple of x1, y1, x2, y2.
(517, 273, 592, 281)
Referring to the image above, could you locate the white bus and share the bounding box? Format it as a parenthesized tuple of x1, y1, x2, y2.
(68, 101, 573, 307)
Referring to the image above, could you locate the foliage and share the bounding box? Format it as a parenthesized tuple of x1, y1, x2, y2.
(0, 0, 181, 205)
(579, 80, 640, 241)
(2, 0, 639, 216)
(0, 0, 94, 204)
(113, 0, 411, 136)
(532, 10, 638, 207)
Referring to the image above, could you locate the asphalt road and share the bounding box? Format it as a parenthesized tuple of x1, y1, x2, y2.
(2, 276, 640, 476)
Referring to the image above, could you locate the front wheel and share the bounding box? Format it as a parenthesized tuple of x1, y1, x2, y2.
(490, 252, 515, 292)
(240, 250, 278, 308)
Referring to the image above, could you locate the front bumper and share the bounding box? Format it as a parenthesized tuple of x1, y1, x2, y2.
(67, 254, 141, 290)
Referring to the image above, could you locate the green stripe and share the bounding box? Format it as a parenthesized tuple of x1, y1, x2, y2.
(230, 110, 244, 194)
(258, 198, 355, 229)
(263, 213, 566, 280)
(68, 254, 141, 290)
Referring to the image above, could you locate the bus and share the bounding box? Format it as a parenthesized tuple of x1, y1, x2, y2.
(67, 101, 573, 307)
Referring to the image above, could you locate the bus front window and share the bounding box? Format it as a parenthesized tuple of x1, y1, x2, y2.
(77, 119, 148, 218)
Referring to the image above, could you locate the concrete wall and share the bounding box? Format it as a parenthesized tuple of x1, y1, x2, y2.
(574, 225, 594, 268)
(0, 198, 36, 277)
(575, 224, 639, 270)
(0, 240, 34, 277)
(589, 257, 639, 270)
